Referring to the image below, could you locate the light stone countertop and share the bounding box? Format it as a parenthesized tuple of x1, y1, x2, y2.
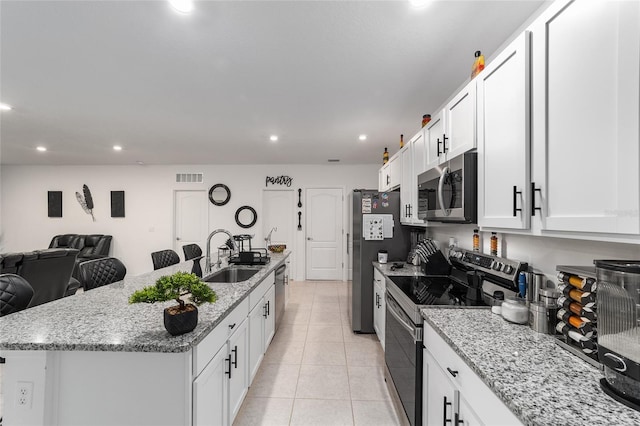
(421, 307, 640, 426)
(373, 261, 425, 277)
(0, 252, 290, 353)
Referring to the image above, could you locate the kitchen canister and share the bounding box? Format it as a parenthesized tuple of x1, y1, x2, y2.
(529, 301, 548, 333)
(378, 250, 388, 264)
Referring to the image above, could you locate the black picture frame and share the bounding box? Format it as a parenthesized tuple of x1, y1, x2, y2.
(111, 191, 125, 218)
(208, 184, 231, 206)
(235, 206, 257, 229)
(48, 191, 63, 218)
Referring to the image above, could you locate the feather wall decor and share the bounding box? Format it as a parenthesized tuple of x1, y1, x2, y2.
(75, 184, 96, 221)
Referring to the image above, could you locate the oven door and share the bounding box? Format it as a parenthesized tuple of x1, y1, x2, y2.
(385, 292, 423, 426)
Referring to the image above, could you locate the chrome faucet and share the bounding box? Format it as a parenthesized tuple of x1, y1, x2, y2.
(205, 229, 238, 274)
(265, 227, 277, 247)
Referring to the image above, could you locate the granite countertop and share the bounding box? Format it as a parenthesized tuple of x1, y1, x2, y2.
(373, 261, 425, 277)
(0, 252, 290, 354)
(421, 307, 640, 426)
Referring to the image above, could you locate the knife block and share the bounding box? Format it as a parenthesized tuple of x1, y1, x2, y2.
(421, 251, 452, 276)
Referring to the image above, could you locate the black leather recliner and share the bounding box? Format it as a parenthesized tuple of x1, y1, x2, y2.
(0, 274, 34, 316)
(0, 248, 79, 309)
(49, 234, 112, 280)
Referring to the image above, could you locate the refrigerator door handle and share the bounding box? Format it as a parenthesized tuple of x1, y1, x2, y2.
(346, 233, 349, 254)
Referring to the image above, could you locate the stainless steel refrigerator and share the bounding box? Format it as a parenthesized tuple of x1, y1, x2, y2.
(348, 189, 410, 333)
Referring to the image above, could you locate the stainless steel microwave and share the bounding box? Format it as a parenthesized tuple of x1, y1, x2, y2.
(417, 151, 477, 223)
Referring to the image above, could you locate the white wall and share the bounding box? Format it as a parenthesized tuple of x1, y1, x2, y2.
(1, 164, 378, 278)
(426, 223, 640, 287)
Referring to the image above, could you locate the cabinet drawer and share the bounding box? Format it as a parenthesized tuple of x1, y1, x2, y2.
(194, 297, 249, 377)
(424, 322, 521, 426)
(249, 271, 275, 310)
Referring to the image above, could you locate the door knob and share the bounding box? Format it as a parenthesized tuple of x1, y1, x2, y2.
(176, 237, 181, 241)
(307, 237, 313, 241)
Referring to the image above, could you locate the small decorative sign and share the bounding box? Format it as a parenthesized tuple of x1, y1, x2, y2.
(266, 175, 293, 187)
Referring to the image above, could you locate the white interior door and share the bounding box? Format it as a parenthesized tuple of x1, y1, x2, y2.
(262, 189, 295, 277)
(305, 187, 343, 281)
(174, 190, 208, 258)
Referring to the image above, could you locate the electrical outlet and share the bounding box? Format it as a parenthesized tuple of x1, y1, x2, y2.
(16, 381, 33, 409)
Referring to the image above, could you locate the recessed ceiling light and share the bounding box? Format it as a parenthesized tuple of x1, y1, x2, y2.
(269, 135, 279, 142)
(408, 0, 431, 10)
(113, 145, 123, 151)
(0, 103, 12, 111)
(359, 135, 367, 141)
(136, 161, 145, 165)
(168, 0, 194, 14)
(36, 146, 47, 152)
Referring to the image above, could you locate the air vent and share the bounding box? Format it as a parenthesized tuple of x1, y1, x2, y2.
(328, 159, 340, 163)
(176, 173, 203, 183)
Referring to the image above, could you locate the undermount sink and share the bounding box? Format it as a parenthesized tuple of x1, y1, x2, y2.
(204, 267, 260, 283)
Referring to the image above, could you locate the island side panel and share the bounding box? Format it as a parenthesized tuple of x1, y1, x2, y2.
(2, 349, 193, 426)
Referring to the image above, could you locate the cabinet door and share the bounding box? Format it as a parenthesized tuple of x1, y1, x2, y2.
(478, 31, 531, 230)
(193, 345, 229, 426)
(413, 130, 426, 177)
(456, 392, 484, 426)
(400, 144, 413, 224)
(248, 301, 265, 384)
(445, 80, 476, 160)
(531, 0, 640, 234)
(378, 167, 385, 192)
(380, 163, 390, 192)
(388, 154, 401, 190)
(423, 349, 456, 426)
(425, 110, 445, 170)
(228, 319, 249, 424)
(264, 285, 276, 348)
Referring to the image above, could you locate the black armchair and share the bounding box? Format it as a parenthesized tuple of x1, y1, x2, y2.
(78, 257, 127, 291)
(151, 249, 180, 270)
(182, 244, 203, 277)
(0, 274, 34, 316)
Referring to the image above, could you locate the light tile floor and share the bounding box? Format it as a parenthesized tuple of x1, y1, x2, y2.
(233, 280, 401, 426)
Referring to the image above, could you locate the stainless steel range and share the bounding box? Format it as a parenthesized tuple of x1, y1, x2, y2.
(384, 242, 527, 426)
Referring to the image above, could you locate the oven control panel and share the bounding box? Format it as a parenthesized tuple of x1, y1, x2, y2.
(449, 248, 527, 283)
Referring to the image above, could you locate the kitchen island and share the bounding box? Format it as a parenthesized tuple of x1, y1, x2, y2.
(422, 307, 640, 426)
(0, 252, 290, 426)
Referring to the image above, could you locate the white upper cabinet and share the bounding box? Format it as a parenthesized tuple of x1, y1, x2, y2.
(425, 110, 446, 170)
(379, 152, 401, 192)
(425, 82, 477, 170)
(444, 80, 477, 160)
(400, 130, 426, 225)
(531, 0, 640, 235)
(477, 31, 531, 230)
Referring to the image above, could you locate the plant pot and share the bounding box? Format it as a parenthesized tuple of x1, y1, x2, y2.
(163, 304, 198, 336)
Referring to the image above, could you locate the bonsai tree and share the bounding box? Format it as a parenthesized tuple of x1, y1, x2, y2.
(129, 271, 217, 313)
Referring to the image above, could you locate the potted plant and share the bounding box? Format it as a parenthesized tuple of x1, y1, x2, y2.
(129, 271, 217, 336)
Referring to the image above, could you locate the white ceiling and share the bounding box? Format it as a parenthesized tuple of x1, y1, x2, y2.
(0, 0, 545, 166)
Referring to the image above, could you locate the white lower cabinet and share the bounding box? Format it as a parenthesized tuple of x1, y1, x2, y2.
(372, 268, 385, 351)
(422, 323, 522, 426)
(194, 317, 248, 426)
(194, 345, 228, 426)
(248, 273, 276, 383)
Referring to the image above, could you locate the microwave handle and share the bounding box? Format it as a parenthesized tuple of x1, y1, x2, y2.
(438, 166, 450, 216)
